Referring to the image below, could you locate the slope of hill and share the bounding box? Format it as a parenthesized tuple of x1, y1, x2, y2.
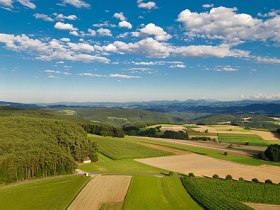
(0, 116, 97, 183)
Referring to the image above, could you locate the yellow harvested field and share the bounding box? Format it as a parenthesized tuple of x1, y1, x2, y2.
(191, 124, 280, 140)
(193, 125, 252, 134)
(192, 125, 218, 133)
(149, 124, 186, 132)
(246, 203, 280, 210)
(136, 154, 280, 183)
(251, 130, 280, 140)
(68, 175, 131, 210)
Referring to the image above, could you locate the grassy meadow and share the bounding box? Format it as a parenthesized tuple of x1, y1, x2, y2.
(123, 176, 202, 210)
(90, 134, 173, 160)
(218, 133, 279, 146)
(79, 153, 167, 174)
(0, 176, 90, 210)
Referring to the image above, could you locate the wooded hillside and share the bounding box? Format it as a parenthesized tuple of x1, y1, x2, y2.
(0, 116, 97, 183)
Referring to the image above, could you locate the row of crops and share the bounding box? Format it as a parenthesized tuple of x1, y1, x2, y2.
(182, 176, 280, 210)
(217, 133, 271, 146)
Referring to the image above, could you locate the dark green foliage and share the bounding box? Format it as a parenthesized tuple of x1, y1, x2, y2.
(138, 128, 158, 137)
(252, 178, 259, 183)
(257, 151, 268, 161)
(123, 126, 141, 136)
(188, 172, 195, 177)
(182, 176, 280, 210)
(195, 114, 279, 131)
(169, 171, 177, 176)
(0, 116, 98, 183)
(265, 179, 273, 184)
(224, 152, 228, 156)
(239, 177, 244, 181)
(73, 107, 208, 127)
(182, 177, 252, 210)
(264, 144, 280, 162)
(225, 175, 233, 180)
(162, 130, 188, 140)
(81, 123, 125, 138)
(191, 137, 211, 141)
(212, 174, 219, 179)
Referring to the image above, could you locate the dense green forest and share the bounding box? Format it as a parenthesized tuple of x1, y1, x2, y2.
(59, 107, 208, 127)
(0, 107, 125, 138)
(195, 114, 279, 131)
(81, 123, 125, 138)
(123, 126, 188, 140)
(0, 116, 98, 183)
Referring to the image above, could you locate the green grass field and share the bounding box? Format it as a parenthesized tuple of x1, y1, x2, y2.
(89, 135, 173, 160)
(123, 176, 202, 210)
(0, 175, 90, 210)
(209, 125, 248, 132)
(126, 136, 280, 166)
(218, 133, 279, 146)
(79, 153, 167, 174)
(182, 176, 280, 210)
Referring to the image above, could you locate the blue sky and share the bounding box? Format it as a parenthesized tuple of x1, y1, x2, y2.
(0, 0, 279, 103)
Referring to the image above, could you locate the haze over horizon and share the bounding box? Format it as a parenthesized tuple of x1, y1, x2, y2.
(0, 0, 279, 102)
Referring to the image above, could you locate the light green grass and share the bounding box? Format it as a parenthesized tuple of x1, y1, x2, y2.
(0, 175, 90, 210)
(126, 137, 280, 167)
(59, 109, 77, 116)
(107, 116, 128, 121)
(79, 153, 167, 174)
(89, 134, 173, 160)
(100, 202, 123, 210)
(123, 176, 202, 210)
(218, 133, 279, 146)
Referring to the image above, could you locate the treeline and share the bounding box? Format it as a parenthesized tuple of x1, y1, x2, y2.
(81, 123, 125, 138)
(258, 144, 280, 162)
(123, 126, 188, 140)
(0, 116, 98, 183)
(195, 114, 280, 131)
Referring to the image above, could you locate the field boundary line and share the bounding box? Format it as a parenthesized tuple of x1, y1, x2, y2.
(65, 176, 93, 210)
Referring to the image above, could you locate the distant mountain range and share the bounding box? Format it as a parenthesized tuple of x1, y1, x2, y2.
(1, 100, 280, 115)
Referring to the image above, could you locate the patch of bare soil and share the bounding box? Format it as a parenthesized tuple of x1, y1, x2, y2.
(68, 175, 131, 210)
(251, 130, 280, 140)
(136, 154, 280, 183)
(245, 203, 280, 210)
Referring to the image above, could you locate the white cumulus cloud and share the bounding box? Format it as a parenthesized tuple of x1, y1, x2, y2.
(61, 0, 90, 8)
(0, 0, 35, 9)
(97, 28, 112, 36)
(177, 6, 280, 44)
(139, 23, 172, 41)
(34, 13, 54, 22)
(137, 0, 156, 9)
(54, 22, 77, 31)
(119, 21, 132, 29)
(56, 14, 77, 21)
